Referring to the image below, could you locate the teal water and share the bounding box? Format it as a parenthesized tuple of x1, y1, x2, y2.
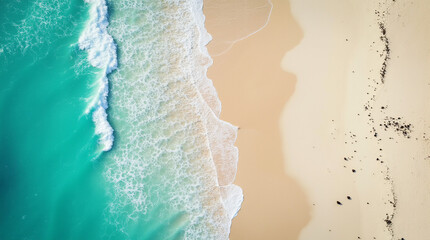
(0, 0, 115, 239)
(0, 0, 242, 239)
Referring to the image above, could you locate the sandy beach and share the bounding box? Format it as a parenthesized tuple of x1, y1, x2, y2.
(282, 1, 393, 238)
(206, 0, 430, 239)
(282, 0, 430, 239)
(205, 0, 310, 239)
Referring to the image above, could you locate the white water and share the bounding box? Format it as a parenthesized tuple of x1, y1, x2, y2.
(79, 0, 117, 151)
(74, 0, 245, 238)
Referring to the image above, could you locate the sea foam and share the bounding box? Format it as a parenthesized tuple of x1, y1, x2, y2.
(79, 0, 117, 151)
(99, 0, 242, 238)
(192, 0, 243, 223)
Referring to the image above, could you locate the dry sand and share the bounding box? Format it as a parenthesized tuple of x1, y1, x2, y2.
(206, 0, 430, 239)
(282, 0, 430, 239)
(205, 0, 310, 239)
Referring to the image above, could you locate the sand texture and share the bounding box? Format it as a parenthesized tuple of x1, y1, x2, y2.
(205, 0, 310, 239)
(282, 0, 430, 239)
(206, 0, 430, 239)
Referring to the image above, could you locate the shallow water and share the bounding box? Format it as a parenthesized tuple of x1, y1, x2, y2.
(0, 0, 241, 239)
(0, 0, 111, 239)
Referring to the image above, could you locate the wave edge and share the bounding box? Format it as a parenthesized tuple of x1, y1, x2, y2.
(79, 0, 117, 152)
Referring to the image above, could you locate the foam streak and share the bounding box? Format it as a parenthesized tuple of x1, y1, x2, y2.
(79, 0, 117, 151)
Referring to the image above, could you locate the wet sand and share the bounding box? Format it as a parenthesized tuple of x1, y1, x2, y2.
(205, 0, 310, 239)
(207, 0, 430, 239)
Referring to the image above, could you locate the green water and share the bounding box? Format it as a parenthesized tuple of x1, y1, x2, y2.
(0, 0, 240, 239)
(0, 0, 114, 239)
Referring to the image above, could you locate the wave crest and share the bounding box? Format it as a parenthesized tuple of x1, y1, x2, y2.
(79, 0, 117, 151)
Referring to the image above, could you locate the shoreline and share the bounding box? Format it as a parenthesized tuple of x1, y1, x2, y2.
(205, 0, 310, 239)
(204, 0, 273, 57)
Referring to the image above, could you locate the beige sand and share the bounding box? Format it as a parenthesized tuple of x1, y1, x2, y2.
(204, 0, 272, 56)
(282, 0, 430, 239)
(204, 0, 310, 239)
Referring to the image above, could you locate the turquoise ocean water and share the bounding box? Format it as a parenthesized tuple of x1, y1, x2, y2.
(0, 0, 242, 239)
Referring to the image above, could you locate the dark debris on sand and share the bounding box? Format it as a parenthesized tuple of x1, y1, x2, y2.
(381, 116, 413, 138)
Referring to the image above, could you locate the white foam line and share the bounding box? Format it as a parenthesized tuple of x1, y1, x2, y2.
(210, 0, 273, 57)
(195, 0, 244, 233)
(79, 0, 117, 151)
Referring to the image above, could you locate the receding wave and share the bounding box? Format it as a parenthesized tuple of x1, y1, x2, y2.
(102, 0, 242, 238)
(79, 0, 117, 151)
(204, 0, 273, 56)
